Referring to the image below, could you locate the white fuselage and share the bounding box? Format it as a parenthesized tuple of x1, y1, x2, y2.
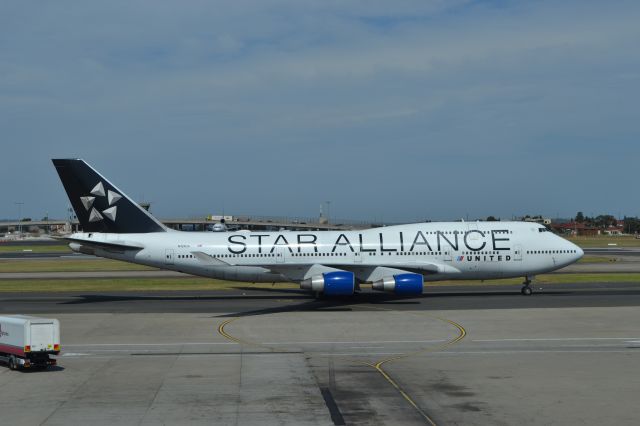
(69, 221, 583, 285)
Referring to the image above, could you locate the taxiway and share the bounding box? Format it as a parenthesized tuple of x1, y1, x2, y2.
(1, 283, 640, 425)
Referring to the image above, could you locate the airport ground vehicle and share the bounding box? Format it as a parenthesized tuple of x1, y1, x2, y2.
(0, 315, 60, 370)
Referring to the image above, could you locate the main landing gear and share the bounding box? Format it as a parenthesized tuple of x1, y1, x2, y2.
(521, 276, 534, 296)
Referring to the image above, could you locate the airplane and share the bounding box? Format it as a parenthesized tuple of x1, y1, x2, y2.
(52, 159, 584, 297)
(209, 220, 228, 232)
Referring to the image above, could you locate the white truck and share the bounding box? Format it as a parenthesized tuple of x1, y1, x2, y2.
(0, 315, 60, 370)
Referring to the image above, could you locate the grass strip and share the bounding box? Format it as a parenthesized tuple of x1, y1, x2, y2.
(0, 278, 298, 292)
(0, 244, 72, 253)
(566, 236, 640, 248)
(0, 259, 155, 273)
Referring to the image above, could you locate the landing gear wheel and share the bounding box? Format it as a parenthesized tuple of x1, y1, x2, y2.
(521, 286, 533, 296)
(8, 356, 16, 371)
(520, 276, 534, 296)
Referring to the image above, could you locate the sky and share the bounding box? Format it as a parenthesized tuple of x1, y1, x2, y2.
(1, 0, 639, 223)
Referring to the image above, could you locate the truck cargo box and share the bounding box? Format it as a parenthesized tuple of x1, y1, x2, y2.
(0, 315, 60, 370)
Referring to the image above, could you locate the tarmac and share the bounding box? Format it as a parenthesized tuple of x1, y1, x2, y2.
(1, 283, 640, 425)
(2, 242, 640, 425)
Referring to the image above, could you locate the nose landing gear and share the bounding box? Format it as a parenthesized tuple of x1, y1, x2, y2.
(521, 276, 534, 295)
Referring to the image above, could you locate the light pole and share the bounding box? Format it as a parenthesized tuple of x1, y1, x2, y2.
(325, 201, 331, 224)
(15, 202, 24, 236)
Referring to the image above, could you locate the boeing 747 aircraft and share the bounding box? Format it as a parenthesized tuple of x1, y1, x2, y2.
(52, 159, 583, 296)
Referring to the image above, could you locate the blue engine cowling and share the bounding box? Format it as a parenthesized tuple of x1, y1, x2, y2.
(300, 271, 355, 296)
(372, 273, 423, 295)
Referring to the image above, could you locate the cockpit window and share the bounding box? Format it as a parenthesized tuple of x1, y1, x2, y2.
(538, 228, 547, 232)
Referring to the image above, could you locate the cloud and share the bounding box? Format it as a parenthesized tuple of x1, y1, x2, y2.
(0, 1, 639, 220)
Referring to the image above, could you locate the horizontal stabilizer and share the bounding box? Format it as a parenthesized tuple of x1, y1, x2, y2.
(64, 236, 145, 252)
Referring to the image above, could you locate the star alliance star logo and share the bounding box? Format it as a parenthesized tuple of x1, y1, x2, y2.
(80, 181, 122, 222)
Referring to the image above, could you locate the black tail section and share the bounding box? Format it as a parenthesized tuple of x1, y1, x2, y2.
(52, 159, 166, 233)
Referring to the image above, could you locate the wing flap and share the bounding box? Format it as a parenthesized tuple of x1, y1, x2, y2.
(265, 260, 458, 283)
(190, 251, 232, 266)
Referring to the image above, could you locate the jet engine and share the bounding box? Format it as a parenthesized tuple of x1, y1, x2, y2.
(372, 273, 423, 295)
(300, 271, 355, 296)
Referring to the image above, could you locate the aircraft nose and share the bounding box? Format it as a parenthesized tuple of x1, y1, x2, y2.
(574, 244, 584, 260)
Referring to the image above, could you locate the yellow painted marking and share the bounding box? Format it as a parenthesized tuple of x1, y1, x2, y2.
(217, 318, 245, 345)
(361, 359, 437, 426)
(357, 306, 467, 425)
(217, 317, 270, 349)
(375, 315, 467, 368)
(216, 307, 466, 426)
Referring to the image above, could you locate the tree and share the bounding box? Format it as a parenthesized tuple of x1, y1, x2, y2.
(486, 216, 499, 222)
(594, 215, 616, 228)
(575, 212, 585, 223)
(624, 217, 640, 234)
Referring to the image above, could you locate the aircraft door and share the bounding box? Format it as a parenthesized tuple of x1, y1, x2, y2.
(353, 247, 362, 263)
(165, 249, 175, 265)
(514, 245, 523, 261)
(275, 247, 286, 263)
(466, 221, 481, 242)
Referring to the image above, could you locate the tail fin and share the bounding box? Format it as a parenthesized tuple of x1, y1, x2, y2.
(52, 159, 167, 233)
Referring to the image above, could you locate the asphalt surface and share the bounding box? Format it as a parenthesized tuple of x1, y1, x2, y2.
(2, 248, 640, 424)
(584, 247, 640, 256)
(1, 295, 639, 425)
(2, 282, 640, 314)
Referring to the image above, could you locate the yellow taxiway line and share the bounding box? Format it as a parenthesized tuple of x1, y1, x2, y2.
(217, 308, 467, 425)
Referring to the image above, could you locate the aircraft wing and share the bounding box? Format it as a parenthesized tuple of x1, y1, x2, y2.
(266, 260, 459, 283)
(381, 261, 460, 274)
(190, 251, 232, 266)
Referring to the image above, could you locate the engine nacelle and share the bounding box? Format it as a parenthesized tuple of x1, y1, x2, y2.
(300, 271, 355, 296)
(372, 273, 423, 295)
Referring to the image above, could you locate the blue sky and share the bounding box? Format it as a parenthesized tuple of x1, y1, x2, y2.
(1, 1, 639, 222)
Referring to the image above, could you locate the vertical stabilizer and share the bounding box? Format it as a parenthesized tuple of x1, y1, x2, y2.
(52, 159, 166, 233)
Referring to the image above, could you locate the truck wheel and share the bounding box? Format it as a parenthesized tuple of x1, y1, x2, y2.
(8, 356, 16, 371)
